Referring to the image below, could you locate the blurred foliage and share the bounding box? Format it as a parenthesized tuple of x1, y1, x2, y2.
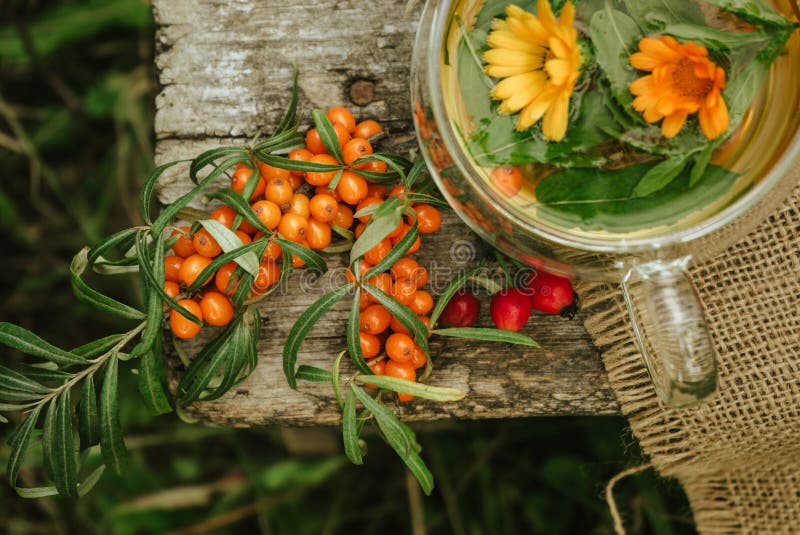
(0, 1, 695, 533)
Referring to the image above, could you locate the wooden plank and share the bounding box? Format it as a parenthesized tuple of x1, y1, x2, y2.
(152, 0, 619, 425)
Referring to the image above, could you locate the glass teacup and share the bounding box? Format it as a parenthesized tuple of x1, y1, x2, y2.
(411, 0, 800, 406)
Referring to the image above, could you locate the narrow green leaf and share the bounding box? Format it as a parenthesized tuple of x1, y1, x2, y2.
(78, 377, 100, 447)
(276, 238, 327, 274)
(206, 188, 271, 233)
(199, 219, 260, 276)
(311, 109, 344, 163)
(364, 284, 429, 353)
(189, 146, 248, 184)
(256, 153, 342, 173)
(432, 327, 540, 346)
(0, 390, 45, 402)
(295, 365, 334, 382)
(135, 232, 201, 325)
(77, 464, 106, 497)
(328, 168, 345, 190)
(430, 266, 483, 326)
(141, 160, 190, 224)
(353, 375, 466, 401)
(331, 351, 345, 409)
(0, 365, 52, 394)
(7, 404, 43, 487)
(0, 414, 7, 423)
(133, 231, 165, 357)
(282, 285, 351, 389)
(72, 334, 125, 359)
(100, 354, 127, 476)
(0, 402, 37, 411)
(350, 384, 414, 456)
(0, 322, 86, 367)
(403, 158, 428, 188)
(347, 290, 372, 375)
(15, 485, 59, 499)
(404, 193, 450, 209)
(87, 227, 140, 265)
(252, 127, 304, 154)
(632, 156, 690, 197)
(18, 363, 71, 383)
(349, 197, 403, 263)
(53, 390, 78, 497)
(138, 346, 172, 415)
(42, 397, 57, 482)
(187, 239, 267, 294)
(152, 153, 249, 238)
(363, 220, 419, 280)
(274, 65, 299, 135)
(342, 387, 363, 465)
(199, 319, 250, 402)
(71, 248, 146, 321)
(177, 320, 239, 401)
(404, 450, 435, 496)
(350, 153, 411, 183)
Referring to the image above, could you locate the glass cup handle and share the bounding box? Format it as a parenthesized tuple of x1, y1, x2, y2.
(621, 258, 718, 407)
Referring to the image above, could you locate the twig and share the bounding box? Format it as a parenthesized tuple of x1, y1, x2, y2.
(405, 467, 427, 535)
(605, 463, 652, 535)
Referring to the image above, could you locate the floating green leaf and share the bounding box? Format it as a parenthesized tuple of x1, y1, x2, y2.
(632, 155, 690, 197)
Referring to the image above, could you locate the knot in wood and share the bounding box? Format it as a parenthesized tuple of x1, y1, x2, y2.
(349, 79, 376, 106)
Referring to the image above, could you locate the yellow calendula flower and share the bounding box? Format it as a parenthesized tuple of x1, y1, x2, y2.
(483, 0, 582, 141)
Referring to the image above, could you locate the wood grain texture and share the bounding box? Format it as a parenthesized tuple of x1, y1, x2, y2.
(152, 0, 618, 425)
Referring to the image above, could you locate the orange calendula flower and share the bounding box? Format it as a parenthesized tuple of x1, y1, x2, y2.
(483, 0, 582, 141)
(629, 36, 729, 140)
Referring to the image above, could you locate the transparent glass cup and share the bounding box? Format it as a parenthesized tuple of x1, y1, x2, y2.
(411, 0, 800, 407)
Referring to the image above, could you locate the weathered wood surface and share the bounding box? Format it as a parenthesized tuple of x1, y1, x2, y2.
(152, 0, 619, 425)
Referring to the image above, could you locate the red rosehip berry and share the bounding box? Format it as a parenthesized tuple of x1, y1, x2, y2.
(528, 271, 576, 317)
(440, 290, 480, 328)
(489, 288, 533, 331)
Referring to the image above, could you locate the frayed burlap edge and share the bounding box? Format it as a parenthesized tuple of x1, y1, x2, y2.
(577, 181, 800, 534)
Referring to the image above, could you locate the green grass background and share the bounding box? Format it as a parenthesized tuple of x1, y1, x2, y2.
(0, 1, 695, 533)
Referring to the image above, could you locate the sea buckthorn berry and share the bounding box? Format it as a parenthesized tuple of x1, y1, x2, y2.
(309, 194, 338, 222)
(386, 333, 415, 363)
(265, 178, 293, 207)
(305, 154, 340, 186)
(289, 193, 311, 219)
(210, 205, 237, 229)
(414, 204, 442, 234)
(288, 174, 304, 190)
(384, 360, 416, 402)
(390, 258, 419, 281)
(359, 290, 374, 309)
(257, 161, 291, 181)
(391, 224, 421, 254)
(315, 185, 341, 202)
(408, 290, 434, 315)
(287, 148, 314, 176)
(354, 222, 365, 239)
(164, 281, 181, 300)
(390, 278, 417, 305)
(355, 197, 382, 224)
(307, 218, 332, 250)
(237, 217, 257, 234)
(200, 291, 234, 327)
(215, 261, 241, 295)
(193, 229, 222, 257)
(366, 273, 393, 299)
(170, 299, 203, 339)
(251, 200, 282, 230)
(359, 331, 381, 359)
(389, 184, 408, 200)
(277, 213, 309, 243)
(366, 184, 387, 199)
(346, 260, 373, 284)
(354, 119, 383, 140)
(231, 164, 266, 201)
(365, 358, 386, 389)
(171, 226, 195, 258)
(179, 254, 213, 287)
(364, 238, 393, 266)
(327, 106, 356, 134)
(410, 345, 427, 369)
(336, 170, 368, 205)
(332, 122, 351, 149)
(305, 128, 327, 155)
(234, 230, 252, 245)
(343, 137, 372, 166)
(253, 260, 281, 294)
(291, 252, 306, 268)
(331, 203, 353, 229)
(490, 166, 523, 197)
(262, 239, 283, 261)
(360, 304, 392, 335)
(164, 255, 184, 283)
(361, 160, 387, 173)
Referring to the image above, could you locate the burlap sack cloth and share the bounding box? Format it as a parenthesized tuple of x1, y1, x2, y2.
(577, 171, 800, 533)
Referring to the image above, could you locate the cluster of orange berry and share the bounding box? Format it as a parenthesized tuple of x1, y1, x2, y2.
(348, 188, 442, 402)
